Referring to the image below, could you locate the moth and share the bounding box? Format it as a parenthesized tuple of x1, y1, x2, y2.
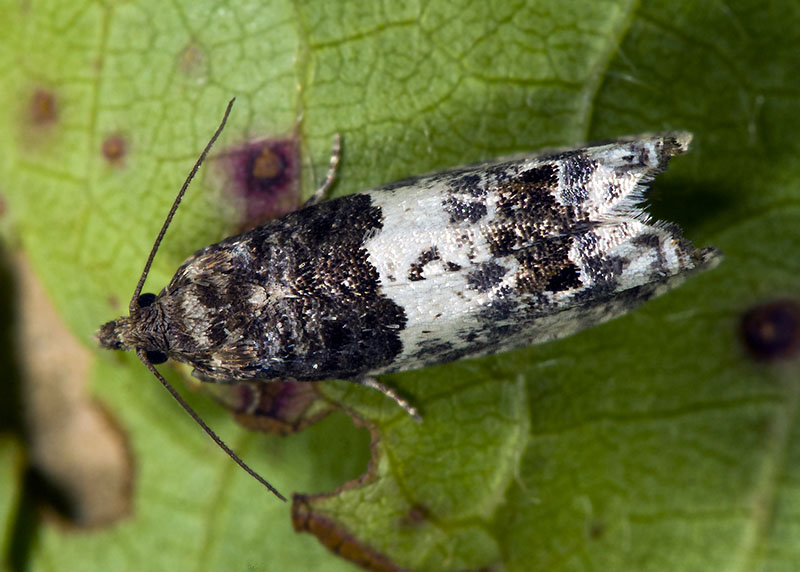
(97, 100, 721, 499)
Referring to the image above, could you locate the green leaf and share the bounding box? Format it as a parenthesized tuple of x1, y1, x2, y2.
(1, 0, 799, 570)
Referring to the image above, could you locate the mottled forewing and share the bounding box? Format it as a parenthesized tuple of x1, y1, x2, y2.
(361, 133, 720, 374)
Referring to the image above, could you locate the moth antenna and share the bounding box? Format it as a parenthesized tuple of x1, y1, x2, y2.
(137, 350, 287, 502)
(130, 97, 236, 313)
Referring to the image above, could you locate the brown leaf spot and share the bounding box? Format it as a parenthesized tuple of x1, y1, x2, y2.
(219, 137, 300, 230)
(29, 89, 58, 125)
(741, 299, 800, 361)
(106, 295, 120, 311)
(101, 134, 127, 164)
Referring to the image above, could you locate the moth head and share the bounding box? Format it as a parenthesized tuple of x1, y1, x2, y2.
(94, 291, 168, 364)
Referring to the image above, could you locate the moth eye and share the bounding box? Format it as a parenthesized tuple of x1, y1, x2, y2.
(145, 350, 168, 364)
(137, 293, 157, 308)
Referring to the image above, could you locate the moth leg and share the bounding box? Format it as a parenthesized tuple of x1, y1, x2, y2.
(356, 376, 422, 422)
(303, 133, 341, 207)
